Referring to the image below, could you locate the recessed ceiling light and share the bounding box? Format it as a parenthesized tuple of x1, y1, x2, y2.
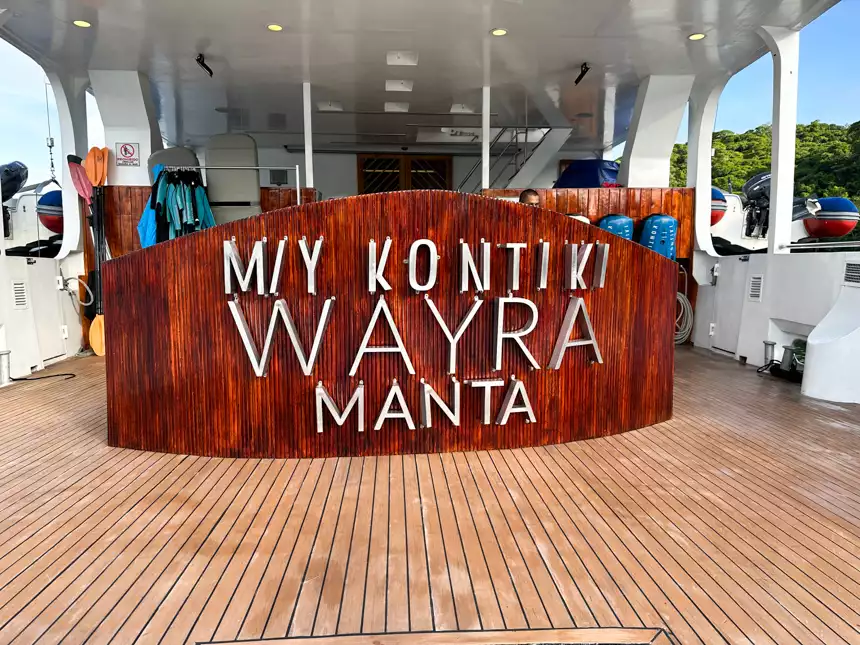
(317, 100, 343, 112)
(385, 102, 410, 113)
(385, 80, 414, 92)
(386, 51, 419, 66)
(490, 28, 507, 36)
(687, 32, 706, 41)
(267, 23, 284, 32)
(73, 19, 91, 28)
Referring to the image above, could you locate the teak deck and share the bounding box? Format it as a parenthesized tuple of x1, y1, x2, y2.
(0, 349, 858, 644)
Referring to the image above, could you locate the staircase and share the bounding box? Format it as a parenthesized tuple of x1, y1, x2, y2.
(457, 127, 556, 193)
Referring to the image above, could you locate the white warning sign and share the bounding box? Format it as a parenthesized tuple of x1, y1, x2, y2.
(116, 142, 140, 167)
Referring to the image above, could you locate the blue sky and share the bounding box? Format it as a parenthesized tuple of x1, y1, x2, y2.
(1, 0, 858, 181)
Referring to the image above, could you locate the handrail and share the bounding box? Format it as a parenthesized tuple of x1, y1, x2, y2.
(164, 164, 302, 204)
(455, 128, 506, 192)
(457, 127, 553, 193)
(780, 240, 860, 250)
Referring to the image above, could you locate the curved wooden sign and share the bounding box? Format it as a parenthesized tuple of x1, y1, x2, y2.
(104, 191, 675, 458)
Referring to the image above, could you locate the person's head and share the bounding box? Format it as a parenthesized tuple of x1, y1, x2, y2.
(519, 189, 540, 206)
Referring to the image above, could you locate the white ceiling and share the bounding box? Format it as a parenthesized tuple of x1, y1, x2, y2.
(0, 0, 839, 154)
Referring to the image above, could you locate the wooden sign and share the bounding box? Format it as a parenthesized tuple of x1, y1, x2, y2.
(103, 191, 675, 458)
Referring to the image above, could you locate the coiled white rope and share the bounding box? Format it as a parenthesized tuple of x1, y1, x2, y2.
(676, 292, 693, 344)
(675, 264, 694, 345)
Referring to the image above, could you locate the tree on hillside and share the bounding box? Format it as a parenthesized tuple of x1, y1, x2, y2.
(670, 121, 860, 207)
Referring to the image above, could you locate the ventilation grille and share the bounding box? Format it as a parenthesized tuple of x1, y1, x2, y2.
(12, 281, 28, 310)
(748, 274, 764, 302)
(844, 262, 860, 287)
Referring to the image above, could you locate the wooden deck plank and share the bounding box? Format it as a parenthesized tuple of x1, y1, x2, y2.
(386, 454, 410, 633)
(414, 454, 458, 631)
(48, 459, 231, 645)
(204, 459, 312, 643)
(361, 455, 391, 634)
(449, 452, 528, 631)
(5, 456, 213, 645)
(336, 458, 376, 635)
(289, 457, 360, 637)
(470, 451, 576, 628)
(86, 459, 255, 644)
(262, 457, 345, 638)
(402, 454, 434, 632)
(0, 351, 858, 645)
(312, 457, 364, 636)
(602, 434, 860, 643)
(620, 429, 860, 623)
(438, 453, 506, 631)
(426, 454, 481, 630)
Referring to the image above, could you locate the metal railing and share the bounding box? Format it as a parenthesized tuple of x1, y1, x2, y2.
(456, 127, 551, 193)
(780, 240, 860, 250)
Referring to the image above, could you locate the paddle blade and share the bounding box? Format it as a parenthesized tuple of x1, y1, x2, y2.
(99, 147, 110, 186)
(84, 148, 100, 186)
(89, 315, 105, 357)
(67, 159, 92, 204)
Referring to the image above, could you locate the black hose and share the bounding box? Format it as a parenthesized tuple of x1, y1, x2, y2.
(11, 373, 76, 382)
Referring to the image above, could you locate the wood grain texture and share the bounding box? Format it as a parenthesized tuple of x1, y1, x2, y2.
(260, 188, 320, 212)
(482, 188, 694, 259)
(2, 351, 859, 644)
(103, 191, 676, 458)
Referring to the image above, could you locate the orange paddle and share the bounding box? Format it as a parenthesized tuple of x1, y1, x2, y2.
(97, 147, 109, 186)
(83, 148, 100, 186)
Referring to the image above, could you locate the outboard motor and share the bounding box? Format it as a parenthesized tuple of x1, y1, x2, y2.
(741, 171, 771, 236)
(1, 161, 28, 202)
(741, 171, 823, 239)
(2, 161, 29, 237)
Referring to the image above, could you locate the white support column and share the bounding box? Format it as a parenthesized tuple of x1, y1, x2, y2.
(46, 72, 89, 261)
(687, 75, 728, 257)
(482, 85, 491, 190)
(758, 26, 800, 254)
(601, 82, 617, 160)
(89, 71, 163, 185)
(618, 75, 695, 188)
(302, 81, 314, 189)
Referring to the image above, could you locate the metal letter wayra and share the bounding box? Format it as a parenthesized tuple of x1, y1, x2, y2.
(493, 297, 541, 371)
(425, 296, 483, 374)
(349, 295, 416, 376)
(548, 296, 603, 367)
(228, 297, 335, 377)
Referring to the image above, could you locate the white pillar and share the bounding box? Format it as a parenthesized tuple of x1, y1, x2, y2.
(481, 86, 491, 190)
(758, 26, 800, 254)
(47, 72, 89, 261)
(601, 83, 617, 160)
(302, 81, 314, 188)
(89, 71, 163, 185)
(687, 75, 728, 257)
(618, 75, 694, 188)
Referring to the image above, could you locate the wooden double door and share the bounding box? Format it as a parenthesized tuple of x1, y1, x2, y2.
(357, 155, 452, 193)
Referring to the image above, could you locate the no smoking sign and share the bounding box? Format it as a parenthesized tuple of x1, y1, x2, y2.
(116, 142, 140, 167)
